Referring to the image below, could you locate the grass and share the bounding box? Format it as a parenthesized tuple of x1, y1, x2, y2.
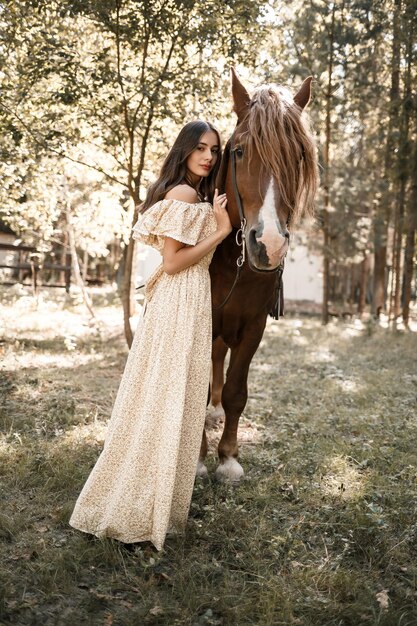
(0, 285, 416, 625)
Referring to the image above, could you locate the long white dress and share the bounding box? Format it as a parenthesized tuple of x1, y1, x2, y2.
(69, 199, 217, 551)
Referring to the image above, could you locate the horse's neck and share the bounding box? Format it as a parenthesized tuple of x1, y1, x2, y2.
(213, 233, 240, 267)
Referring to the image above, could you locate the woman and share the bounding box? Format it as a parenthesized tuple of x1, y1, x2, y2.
(69, 120, 232, 551)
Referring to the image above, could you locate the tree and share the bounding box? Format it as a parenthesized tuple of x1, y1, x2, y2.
(0, 0, 268, 344)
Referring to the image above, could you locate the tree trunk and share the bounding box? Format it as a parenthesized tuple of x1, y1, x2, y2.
(322, 2, 336, 325)
(60, 233, 68, 285)
(66, 205, 96, 321)
(402, 217, 415, 326)
(390, 0, 413, 324)
(120, 232, 137, 347)
(82, 250, 88, 282)
(373, 240, 386, 317)
(372, 0, 402, 317)
(388, 213, 400, 322)
(390, 194, 405, 322)
(402, 139, 417, 325)
(358, 254, 370, 317)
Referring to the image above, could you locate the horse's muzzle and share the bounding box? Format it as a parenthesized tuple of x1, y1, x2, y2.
(247, 229, 288, 271)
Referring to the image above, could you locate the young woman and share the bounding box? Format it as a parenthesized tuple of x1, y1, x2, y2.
(69, 120, 232, 551)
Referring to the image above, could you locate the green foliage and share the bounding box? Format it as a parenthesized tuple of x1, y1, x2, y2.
(0, 0, 267, 234)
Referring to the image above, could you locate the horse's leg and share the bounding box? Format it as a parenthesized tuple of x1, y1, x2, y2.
(197, 338, 228, 477)
(215, 329, 264, 483)
(196, 428, 209, 478)
(211, 336, 228, 418)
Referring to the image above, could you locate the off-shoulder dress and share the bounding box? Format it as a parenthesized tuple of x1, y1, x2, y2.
(69, 199, 217, 551)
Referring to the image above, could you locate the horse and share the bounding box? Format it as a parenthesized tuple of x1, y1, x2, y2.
(197, 69, 319, 483)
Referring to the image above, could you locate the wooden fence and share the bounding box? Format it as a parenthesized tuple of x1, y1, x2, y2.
(0, 243, 72, 292)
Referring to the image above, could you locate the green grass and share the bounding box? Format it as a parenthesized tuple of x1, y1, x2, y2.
(0, 286, 416, 625)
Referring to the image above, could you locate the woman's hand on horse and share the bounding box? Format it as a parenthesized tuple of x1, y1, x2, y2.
(213, 189, 232, 238)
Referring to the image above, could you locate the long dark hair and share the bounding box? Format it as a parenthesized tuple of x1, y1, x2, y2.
(141, 120, 222, 212)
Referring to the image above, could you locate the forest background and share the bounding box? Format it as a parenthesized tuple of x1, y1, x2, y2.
(1, 2, 417, 625)
(1, 0, 416, 344)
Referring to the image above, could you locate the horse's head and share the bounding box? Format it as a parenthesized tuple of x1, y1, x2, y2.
(218, 69, 319, 272)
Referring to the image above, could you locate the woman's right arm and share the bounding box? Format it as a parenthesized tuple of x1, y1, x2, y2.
(162, 189, 232, 276)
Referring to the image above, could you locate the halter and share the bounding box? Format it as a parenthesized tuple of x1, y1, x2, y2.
(214, 134, 286, 319)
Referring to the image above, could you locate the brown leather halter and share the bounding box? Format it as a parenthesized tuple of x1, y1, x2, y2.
(214, 134, 286, 319)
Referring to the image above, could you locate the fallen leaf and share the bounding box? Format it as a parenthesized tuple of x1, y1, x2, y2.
(89, 589, 113, 601)
(119, 600, 133, 609)
(6, 600, 18, 610)
(149, 606, 164, 616)
(376, 589, 389, 611)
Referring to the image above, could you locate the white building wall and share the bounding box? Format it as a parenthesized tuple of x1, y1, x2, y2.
(283, 240, 323, 303)
(133, 243, 161, 289)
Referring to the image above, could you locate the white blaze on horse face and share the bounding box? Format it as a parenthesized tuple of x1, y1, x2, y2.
(257, 177, 288, 266)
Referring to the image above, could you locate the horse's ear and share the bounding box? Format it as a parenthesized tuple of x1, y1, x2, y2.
(231, 67, 250, 120)
(293, 76, 313, 110)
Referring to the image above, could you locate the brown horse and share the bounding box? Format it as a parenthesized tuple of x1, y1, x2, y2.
(197, 69, 319, 482)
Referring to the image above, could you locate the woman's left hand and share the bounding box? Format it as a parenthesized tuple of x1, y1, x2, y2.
(213, 189, 232, 238)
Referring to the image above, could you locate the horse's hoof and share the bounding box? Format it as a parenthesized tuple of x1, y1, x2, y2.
(210, 403, 225, 420)
(215, 458, 244, 484)
(196, 460, 208, 479)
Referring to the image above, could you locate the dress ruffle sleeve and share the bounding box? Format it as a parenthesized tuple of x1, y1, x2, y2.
(132, 199, 212, 252)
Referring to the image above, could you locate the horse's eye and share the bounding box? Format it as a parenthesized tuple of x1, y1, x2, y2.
(236, 146, 244, 158)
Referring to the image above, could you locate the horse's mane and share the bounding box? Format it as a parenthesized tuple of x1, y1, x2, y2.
(243, 84, 319, 224)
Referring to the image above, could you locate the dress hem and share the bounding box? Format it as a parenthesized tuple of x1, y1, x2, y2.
(69, 520, 185, 552)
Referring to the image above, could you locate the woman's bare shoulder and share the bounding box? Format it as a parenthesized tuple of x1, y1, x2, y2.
(164, 184, 199, 203)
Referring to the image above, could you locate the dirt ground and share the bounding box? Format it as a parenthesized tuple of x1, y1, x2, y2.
(1, 286, 416, 625)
